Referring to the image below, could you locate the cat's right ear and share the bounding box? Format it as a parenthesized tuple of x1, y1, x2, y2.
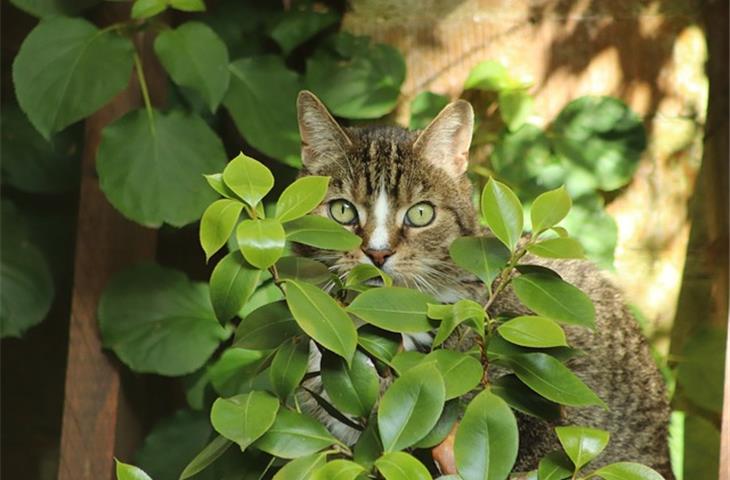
(296, 91, 352, 170)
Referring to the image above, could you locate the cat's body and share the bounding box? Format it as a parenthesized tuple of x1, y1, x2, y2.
(294, 91, 673, 477)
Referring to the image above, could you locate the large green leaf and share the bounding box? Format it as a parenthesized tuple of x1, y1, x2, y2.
(98, 264, 228, 376)
(207, 348, 270, 397)
(269, 7, 339, 56)
(321, 350, 379, 417)
(115, 460, 152, 480)
(347, 287, 436, 333)
(236, 219, 286, 269)
(378, 363, 445, 452)
(454, 390, 518, 480)
(254, 409, 337, 458)
(273, 453, 328, 480)
(357, 326, 401, 364)
(284, 280, 357, 363)
(591, 462, 664, 480)
(200, 199, 243, 261)
(224, 56, 301, 166)
(409, 91, 450, 130)
(312, 460, 365, 480)
(527, 238, 585, 259)
(530, 186, 571, 233)
(424, 350, 483, 400)
(210, 391, 280, 450)
(305, 33, 405, 119)
(353, 421, 382, 469)
(449, 236, 511, 287)
(506, 353, 604, 407)
(491, 375, 561, 421)
(537, 451, 573, 480)
(12, 16, 134, 138)
(234, 301, 301, 350)
(481, 178, 524, 251)
(270, 337, 309, 400)
(97, 109, 226, 227)
(555, 426, 609, 471)
(285, 215, 362, 251)
(276, 256, 331, 285)
(374, 452, 431, 480)
(209, 251, 261, 323)
(413, 399, 461, 448)
(222, 152, 274, 209)
(9, 0, 99, 17)
(275, 176, 330, 223)
(497, 316, 568, 348)
(154, 22, 229, 111)
(512, 273, 595, 328)
(180, 435, 232, 480)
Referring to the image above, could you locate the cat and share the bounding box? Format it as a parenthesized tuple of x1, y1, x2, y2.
(293, 90, 674, 478)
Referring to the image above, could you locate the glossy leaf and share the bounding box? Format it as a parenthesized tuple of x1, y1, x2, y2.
(285, 215, 362, 251)
(506, 353, 604, 407)
(234, 301, 301, 350)
(321, 350, 379, 417)
(347, 287, 436, 333)
(236, 219, 286, 269)
(284, 280, 357, 363)
(131, 0, 166, 18)
(115, 460, 152, 480)
(390, 351, 425, 375)
(499, 89, 533, 132)
(497, 316, 567, 348)
(512, 273, 595, 328)
(180, 435, 232, 480)
(481, 178, 524, 251)
(491, 374, 561, 421)
(432, 299, 485, 347)
(254, 409, 337, 458)
(537, 451, 573, 480)
(425, 350, 483, 400)
(375, 452, 431, 480)
(154, 21, 229, 111)
(200, 199, 243, 261)
(276, 256, 331, 285)
(345, 263, 393, 289)
(555, 426, 610, 471)
(357, 326, 401, 363)
(378, 363, 445, 452)
(527, 238, 585, 259)
(409, 91, 450, 130)
(13, 16, 134, 138)
(312, 460, 365, 480)
(170, 0, 205, 12)
(209, 251, 261, 323)
(98, 264, 228, 375)
(454, 390, 518, 480)
(239, 280, 285, 317)
(275, 176, 330, 223)
(530, 187, 572, 233)
(414, 399, 461, 448)
(354, 421, 382, 469)
(222, 153, 274, 208)
(204, 173, 235, 198)
(97, 109, 226, 227)
(591, 462, 665, 480)
(210, 391, 279, 450)
(270, 337, 309, 400)
(273, 453, 328, 480)
(449, 236, 511, 287)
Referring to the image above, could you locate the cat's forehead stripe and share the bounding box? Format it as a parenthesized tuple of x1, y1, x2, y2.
(369, 188, 390, 250)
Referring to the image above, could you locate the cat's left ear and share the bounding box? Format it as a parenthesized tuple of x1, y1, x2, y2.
(413, 100, 474, 177)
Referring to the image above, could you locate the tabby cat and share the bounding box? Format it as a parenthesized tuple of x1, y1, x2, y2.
(294, 90, 673, 478)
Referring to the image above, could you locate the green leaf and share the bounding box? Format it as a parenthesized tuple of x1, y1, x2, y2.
(115, 460, 152, 480)
(413, 399, 461, 448)
(555, 426, 609, 471)
(97, 109, 226, 227)
(424, 350, 483, 400)
(236, 219, 286, 269)
(375, 452, 431, 480)
(463, 60, 515, 91)
(454, 390, 518, 480)
(200, 199, 243, 261)
(481, 178, 524, 250)
(312, 460, 365, 480)
(497, 316, 568, 348)
(537, 451, 573, 480)
(345, 263, 393, 289)
(506, 353, 604, 407)
(487, 335, 578, 364)
(270, 337, 309, 400)
(449, 236, 511, 287)
(210, 391, 279, 450)
(378, 363, 445, 452)
(390, 351, 425, 375)
(321, 350, 379, 417)
(254, 409, 337, 458)
(512, 273, 595, 328)
(170, 0, 205, 12)
(269, 8, 340, 56)
(683, 413, 721, 480)
(131, 0, 166, 18)
(284, 280, 357, 363)
(275, 176, 330, 223)
(357, 326, 401, 363)
(499, 89, 533, 131)
(591, 462, 664, 480)
(285, 215, 362, 251)
(208, 348, 270, 397)
(154, 22, 229, 112)
(409, 91, 450, 130)
(527, 238, 585, 259)
(491, 374, 561, 421)
(354, 421, 382, 469)
(677, 326, 727, 413)
(204, 173, 235, 199)
(225, 56, 301, 166)
(9, 0, 99, 17)
(13, 16, 134, 138)
(273, 453, 328, 480)
(180, 435, 232, 480)
(222, 153, 274, 209)
(98, 264, 228, 376)
(305, 33, 405, 119)
(276, 256, 331, 285)
(530, 187, 572, 233)
(209, 251, 261, 323)
(234, 301, 301, 350)
(239, 280, 285, 317)
(347, 287, 436, 333)
(431, 300, 485, 348)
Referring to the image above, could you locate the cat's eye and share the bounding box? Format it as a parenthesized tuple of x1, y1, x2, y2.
(328, 199, 358, 225)
(405, 202, 435, 227)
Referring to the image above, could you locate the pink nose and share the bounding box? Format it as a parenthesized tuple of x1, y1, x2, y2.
(363, 248, 394, 267)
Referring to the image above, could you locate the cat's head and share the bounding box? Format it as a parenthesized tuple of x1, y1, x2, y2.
(295, 91, 479, 302)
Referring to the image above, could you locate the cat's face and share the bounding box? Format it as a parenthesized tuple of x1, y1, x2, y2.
(295, 91, 479, 302)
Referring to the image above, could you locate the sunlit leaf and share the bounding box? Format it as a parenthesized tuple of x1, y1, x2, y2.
(210, 391, 279, 450)
(512, 273, 595, 328)
(236, 219, 286, 269)
(348, 287, 436, 333)
(481, 178, 524, 250)
(275, 176, 330, 223)
(254, 409, 337, 458)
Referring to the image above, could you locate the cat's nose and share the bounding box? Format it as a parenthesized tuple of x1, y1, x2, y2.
(363, 248, 394, 267)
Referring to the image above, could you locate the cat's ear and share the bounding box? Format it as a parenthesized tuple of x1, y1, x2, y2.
(413, 100, 474, 177)
(297, 90, 352, 170)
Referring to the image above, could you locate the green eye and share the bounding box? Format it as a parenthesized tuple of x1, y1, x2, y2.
(405, 202, 435, 227)
(328, 199, 358, 225)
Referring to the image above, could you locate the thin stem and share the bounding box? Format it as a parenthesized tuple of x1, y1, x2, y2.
(256, 456, 276, 480)
(133, 51, 155, 136)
